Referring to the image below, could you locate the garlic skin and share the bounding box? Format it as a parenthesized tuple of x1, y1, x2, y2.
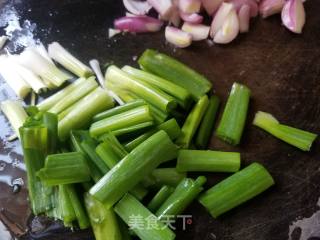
(259, 0, 285, 18)
(281, 0, 306, 34)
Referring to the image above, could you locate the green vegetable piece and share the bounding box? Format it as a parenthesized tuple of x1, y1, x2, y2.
(198, 163, 275, 218)
(216, 83, 251, 145)
(58, 184, 76, 224)
(147, 185, 175, 212)
(253, 111, 318, 151)
(177, 150, 240, 172)
(151, 168, 186, 187)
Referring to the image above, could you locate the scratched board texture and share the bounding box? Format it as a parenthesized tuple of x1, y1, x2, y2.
(0, 0, 319, 240)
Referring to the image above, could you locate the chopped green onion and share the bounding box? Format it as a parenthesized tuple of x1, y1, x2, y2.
(97, 132, 128, 159)
(18, 47, 71, 87)
(48, 42, 93, 78)
(151, 168, 187, 187)
(89, 105, 153, 138)
(49, 77, 98, 114)
(122, 65, 192, 108)
(114, 193, 176, 240)
(105, 65, 177, 112)
(176, 95, 209, 148)
(42, 112, 58, 154)
(89, 130, 178, 208)
(58, 184, 76, 225)
(58, 87, 114, 140)
(1, 100, 28, 139)
(66, 184, 90, 229)
(37, 152, 91, 185)
(110, 121, 154, 137)
(96, 141, 122, 169)
(216, 83, 251, 145)
(156, 176, 206, 220)
(195, 95, 220, 149)
(147, 185, 174, 212)
(0, 57, 31, 98)
(124, 118, 181, 151)
(93, 99, 146, 122)
(177, 150, 241, 172)
(198, 163, 274, 218)
(138, 49, 212, 100)
(84, 193, 122, 240)
(253, 111, 317, 151)
(37, 78, 86, 112)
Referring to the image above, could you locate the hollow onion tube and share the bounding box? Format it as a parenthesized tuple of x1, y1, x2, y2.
(19, 126, 53, 214)
(156, 176, 206, 220)
(151, 168, 186, 187)
(147, 185, 174, 212)
(253, 111, 317, 151)
(58, 87, 114, 141)
(199, 163, 275, 218)
(89, 130, 178, 208)
(177, 150, 241, 172)
(1, 100, 28, 139)
(138, 49, 212, 100)
(110, 121, 154, 137)
(48, 42, 93, 78)
(97, 131, 128, 159)
(89, 105, 153, 138)
(37, 78, 86, 112)
(42, 112, 58, 154)
(49, 77, 98, 114)
(176, 95, 209, 148)
(37, 152, 91, 186)
(105, 65, 177, 112)
(122, 65, 192, 108)
(93, 99, 146, 122)
(114, 193, 176, 240)
(216, 83, 250, 145)
(84, 193, 122, 240)
(195, 95, 220, 149)
(124, 118, 181, 151)
(0, 58, 31, 98)
(66, 184, 90, 229)
(18, 48, 71, 87)
(96, 142, 123, 169)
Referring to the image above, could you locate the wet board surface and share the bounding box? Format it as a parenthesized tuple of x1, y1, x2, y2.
(0, 0, 320, 239)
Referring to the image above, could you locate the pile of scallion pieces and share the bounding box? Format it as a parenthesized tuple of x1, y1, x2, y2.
(1, 48, 318, 240)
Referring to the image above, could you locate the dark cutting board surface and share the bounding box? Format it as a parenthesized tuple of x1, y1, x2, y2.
(0, 0, 319, 239)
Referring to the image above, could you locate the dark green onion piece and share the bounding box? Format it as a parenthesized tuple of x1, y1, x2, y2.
(124, 118, 181, 151)
(253, 111, 317, 151)
(105, 65, 177, 112)
(151, 168, 187, 187)
(84, 193, 122, 240)
(156, 176, 206, 220)
(176, 95, 209, 148)
(59, 184, 76, 225)
(42, 112, 58, 154)
(198, 163, 274, 218)
(147, 185, 175, 212)
(114, 193, 176, 240)
(92, 99, 146, 122)
(66, 184, 90, 229)
(138, 49, 212, 100)
(89, 105, 153, 138)
(215, 83, 251, 146)
(58, 87, 114, 141)
(122, 65, 192, 108)
(177, 150, 240, 172)
(89, 131, 178, 208)
(195, 95, 220, 149)
(37, 152, 91, 186)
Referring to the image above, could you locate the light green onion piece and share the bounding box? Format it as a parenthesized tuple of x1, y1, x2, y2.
(177, 150, 241, 172)
(199, 163, 275, 218)
(253, 111, 317, 151)
(48, 42, 93, 78)
(147, 185, 175, 212)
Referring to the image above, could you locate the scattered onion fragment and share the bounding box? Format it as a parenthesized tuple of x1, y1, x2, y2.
(114, 16, 163, 33)
(147, 0, 173, 19)
(179, 0, 201, 14)
(180, 12, 204, 24)
(123, 0, 152, 15)
(202, 0, 224, 15)
(281, 0, 305, 33)
(165, 26, 192, 48)
(238, 4, 250, 32)
(182, 22, 210, 41)
(108, 28, 121, 38)
(259, 0, 285, 18)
